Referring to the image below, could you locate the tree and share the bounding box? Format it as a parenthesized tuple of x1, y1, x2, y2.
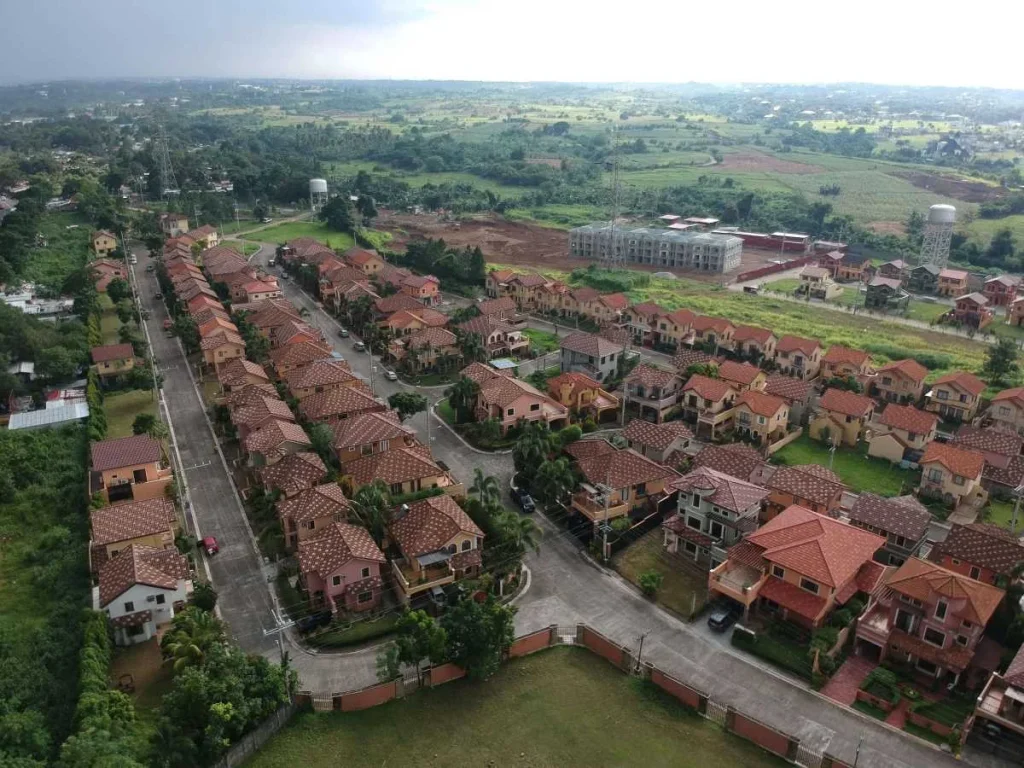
(445, 376, 480, 424)
(388, 391, 428, 421)
(986, 228, 1017, 268)
(458, 331, 486, 363)
(470, 469, 501, 510)
(639, 570, 664, 597)
(984, 337, 1020, 386)
(319, 197, 354, 233)
(392, 610, 446, 685)
(116, 298, 136, 324)
(36, 346, 79, 382)
(132, 412, 167, 438)
(497, 509, 541, 555)
(173, 314, 200, 354)
(106, 278, 131, 304)
(533, 457, 575, 507)
(305, 422, 335, 466)
(190, 583, 218, 612)
(355, 195, 378, 226)
(441, 596, 517, 680)
(513, 420, 551, 476)
(160, 608, 226, 673)
(349, 480, 392, 546)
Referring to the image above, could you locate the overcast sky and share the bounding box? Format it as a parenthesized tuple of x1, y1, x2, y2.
(2, 0, 1023, 89)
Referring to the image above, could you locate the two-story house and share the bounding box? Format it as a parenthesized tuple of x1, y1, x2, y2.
(930, 523, 1024, 586)
(908, 264, 941, 295)
(653, 308, 696, 350)
(400, 275, 441, 306)
(257, 451, 328, 498)
(925, 371, 986, 424)
(717, 360, 766, 393)
(456, 315, 529, 359)
(952, 425, 1024, 496)
(623, 364, 684, 423)
(986, 387, 1024, 436)
(947, 292, 994, 329)
(91, 343, 136, 380)
(559, 332, 624, 382)
(733, 390, 789, 445)
(89, 258, 127, 293)
(344, 247, 387, 276)
(546, 372, 619, 424)
(96, 544, 191, 646)
(477, 296, 520, 321)
(507, 273, 549, 310)
(809, 388, 876, 447)
(389, 494, 484, 606)
(854, 558, 1004, 687)
(623, 302, 665, 346)
(918, 442, 987, 508)
(91, 230, 118, 257)
(690, 315, 735, 353)
(217, 358, 271, 395)
(243, 419, 313, 467)
(983, 275, 1018, 308)
(708, 504, 885, 628)
(345, 443, 457, 496)
(681, 374, 739, 439)
(387, 327, 461, 372)
(230, 395, 295, 442)
(622, 419, 693, 464)
(732, 325, 777, 364)
(267, 340, 334, 377)
(298, 521, 385, 613)
(821, 345, 873, 381)
(798, 266, 843, 299)
(819, 250, 871, 282)
(974, 644, 1024, 753)
(90, 435, 173, 504)
(382, 307, 449, 337)
(867, 403, 939, 463)
(570, 443, 679, 528)
(331, 410, 416, 465)
(873, 359, 929, 405)
(847, 493, 932, 567)
(284, 359, 363, 401)
(693, 443, 771, 485)
(485, 269, 517, 299)
(764, 464, 845, 519)
(663, 466, 769, 570)
(185, 224, 219, 250)
(864, 276, 910, 312)
(590, 292, 629, 325)
(298, 387, 387, 424)
(938, 268, 970, 297)
(877, 259, 909, 283)
(89, 498, 178, 572)
(475, 373, 569, 434)
(200, 332, 246, 369)
(278, 483, 350, 552)
(159, 213, 190, 238)
(763, 375, 815, 426)
(774, 335, 822, 380)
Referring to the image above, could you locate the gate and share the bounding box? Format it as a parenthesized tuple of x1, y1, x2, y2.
(794, 742, 823, 768)
(403, 672, 421, 694)
(311, 693, 334, 712)
(704, 698, 727, 727)
(556, 626, 577, 645)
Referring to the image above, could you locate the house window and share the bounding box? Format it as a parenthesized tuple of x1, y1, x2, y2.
(686, 516, 702, 530)
(772, 565, 785, 579)
(956, 635, 969, 647)
(124, 601, 135, 613)
(935, 600, 947, 620)
(800, 578, 819, 595)
(952, 475, 965, 486)
(361, 444, 373, 456)
(155, 594, 165, 605)
(962, 620, 973, 630)
(461, 540, 471, 551)
(892, 535, 907, 548)
(357, 591, 373, 604)
(361, 567, 371, 579)
(969, 566, 981, 580)
(530, 403, 540, 412)
(332, 575, 341, 587)
(923, 627, 945, 647)
(684, 541, 697, 555)
(927, 468, 943, 483)
(506, 408, 514, 416)
(709, 521, 723, 538)
(895, 609, 913, 632)
(937, 390, 949, 401)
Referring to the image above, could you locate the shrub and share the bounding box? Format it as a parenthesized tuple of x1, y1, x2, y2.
(846, 597, 866, 616)
(810, 626, 839, 653)
(829, 608, 853, 628)
(638, 570, 663, 597)
(581, 417, 597, 433)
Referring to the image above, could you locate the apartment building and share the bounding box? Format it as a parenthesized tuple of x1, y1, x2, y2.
(568, 223, 743, 273)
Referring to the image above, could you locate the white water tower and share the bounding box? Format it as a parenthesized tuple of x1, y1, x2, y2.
(309, 178, 328, 212)
(921, 204, 956, 267)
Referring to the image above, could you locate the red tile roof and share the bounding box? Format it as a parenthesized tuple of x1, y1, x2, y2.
(91, 435, 162, 472)
(818, 388, 874, 418)
(200, 331, 244, 351)
(1004, 644, 1024, 688)
(345, 444, 443, 486)
(822, 345, 870, 367)
(388, 307, 449, 330)
(625, 364, 680, 390)
(876, 359, 928, 383)
(243, 419, 311, 457)
(331, 410, 413, 451)
(344, 247, 381, 267)
(885, 557, 1005, 626)
(758, 577, 827, 622)
(736, 390, 786, 418)
(257, 452, 327, 496)
(268, 341, 334, 370)
(776, 335, 820, 355)
(547, 371, 604, 398)
(458, 361, 510, 385)
(279, 482, 349, 525)
(767, 464, 844, 506)
(298, 522, 384, 581)
(403, 327, 458, 350)
(717, 361, 763, 388)
(98, 544, 188, 607)
(878, 403, 938, 436)
(478, 374, 564, 412)
(598, 292, 629, 311)
(575, 447, 679, 490)
(91, 498, 176, 546)
(848, 493, 932, 540)
(564, 438, 616, 461)
(931, 523, 1024, 575)
(672, 349, 716, 371)
(920, 442, 984, 479)
(934, 371, 985, 396)
(284, 359, 359, 393)
(91, 343, 135, 363)
(232, 397, 295, 430)
(682, 374, 735, 403)
(560, 332, 624, 357)
(374, 293, 425, 315)
(691, 315, 734, 334)
(693, 443, 765, 482)
(621, 420, 693, 451)
(992, 386, 1024, 405)
(390, 495, 483, 557)
(299, 387, 385, 421)
(664, 308, 696, 327)
(733, 325, 775, 345)
(217, 358, 270, 387)
(671, 466, 768, 514)
(477, 296, 517, 316)
(952, 425, 1023, 459)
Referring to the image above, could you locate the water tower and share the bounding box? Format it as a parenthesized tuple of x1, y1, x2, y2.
(309, 178, 328, 212)
(920, 204, 956, 267)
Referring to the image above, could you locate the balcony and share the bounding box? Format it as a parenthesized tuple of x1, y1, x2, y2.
(708, 561, 765, 606)
(855, 604, 893, 648)
(571, 491, 628, 522)
(391, 557, 454, 598)
(707, 508, 758, 534)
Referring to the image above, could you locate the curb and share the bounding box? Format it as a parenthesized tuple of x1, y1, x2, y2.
(430, 403, 514, 455)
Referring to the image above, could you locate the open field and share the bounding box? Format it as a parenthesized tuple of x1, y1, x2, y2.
(248, 648, 786, 768)
(104, 389, 157, 438)
(612, 531, 707, 619)
(772, 435, 920, 496)
(243, 221, 355, 249)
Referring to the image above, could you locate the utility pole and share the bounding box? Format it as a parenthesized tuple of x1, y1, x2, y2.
(852, 737, 863, 768)
(634, 630, 649, 674)
(1012, 482, 1023, 533)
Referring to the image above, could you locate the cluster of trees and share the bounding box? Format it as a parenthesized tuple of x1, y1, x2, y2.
(782, 124, 877, 157)
(512, 421, 581, 508)
(464, 469, 541, 590)
(389, 238, 486, 293)
(979, 192, 1024, 220)
(0, 301, 89, 404)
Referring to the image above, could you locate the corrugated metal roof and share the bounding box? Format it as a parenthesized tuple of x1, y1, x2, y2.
(8, 403, 89, 430)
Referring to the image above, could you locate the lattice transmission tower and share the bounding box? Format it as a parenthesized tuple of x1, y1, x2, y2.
(156, 125, 179, 199)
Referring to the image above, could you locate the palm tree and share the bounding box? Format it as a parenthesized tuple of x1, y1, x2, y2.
(460, 332, 486, 363)
(445, 376, 480, 423)
(505, 512, 542, 555)
(470, 469, 501, 510)
(534, 457, 575, 507)
(513, 420, 551, 476)
(403, 344, 422, 374)
(160, 608, 225, 672)
(349, 480, 393, 546)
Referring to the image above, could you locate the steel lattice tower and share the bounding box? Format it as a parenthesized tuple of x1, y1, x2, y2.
(156, 125, 178, 198)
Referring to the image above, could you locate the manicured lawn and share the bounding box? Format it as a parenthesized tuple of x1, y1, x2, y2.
(243, 220, 354, 249)
(437, 398, 457, 425)
(223, 240, 260, 256)
(523, 327, 561, 354)
(104, 389, 157, 438)
(98, 293, 122, 344)
(772, 435, 920, 496)
(983, 499, 1022, 532)
(763, 278, 801, 294)
(612, 530, 707, 619)
(248, 648, 787, 768)
(904, 299, 947, 324)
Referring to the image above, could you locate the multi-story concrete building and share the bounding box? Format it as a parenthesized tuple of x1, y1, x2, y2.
(568, 223, 743, 273)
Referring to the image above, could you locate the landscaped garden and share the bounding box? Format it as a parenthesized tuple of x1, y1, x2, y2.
(612, 530, 708, 620)
(772, 434, 920, 496)
(248, 647, 788, 768)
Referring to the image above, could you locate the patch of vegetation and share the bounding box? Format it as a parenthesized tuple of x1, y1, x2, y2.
(103, 389, 158, 438)
(307, 614, 401, 648)
(772, 435, 920, 496)
(522, 328, 561, 354)
(244, 220, 355, 249)
(612, 531, 707, 619)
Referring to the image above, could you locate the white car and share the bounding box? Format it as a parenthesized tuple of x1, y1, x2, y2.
(384, 369, 398, 381)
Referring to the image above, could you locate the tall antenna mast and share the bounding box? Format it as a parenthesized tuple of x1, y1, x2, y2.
(156, 124, 178, 200)
(603, 125, 625, 268)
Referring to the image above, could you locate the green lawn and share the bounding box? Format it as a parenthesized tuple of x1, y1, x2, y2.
(982, 499, 1022, 532)
(612, 531, 707, 619)
(772, 435, 920, 496)
(437, 398, 457, 425)
(249, 648, 786, 768)
(98, 293, 122, 344)
(904, 299, 947, 324)
(306, 614, 400, 648)
(223, 241, 260, 256)
(244, 221, 355, 249)
(523, 328, 561, 354)
(104, 389, 157, 438)
(763, 278, 801, 294)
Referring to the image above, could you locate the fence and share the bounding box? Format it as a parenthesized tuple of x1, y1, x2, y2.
(735, 255, 818, 284)
(213, 703, 297, 768)
(765, 427, 805, 456)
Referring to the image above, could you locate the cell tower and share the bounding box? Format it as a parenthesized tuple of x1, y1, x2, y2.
(920, 204, 956, 267)
(156, 125, 178, 198)
(601, 128, 626, 268)
(309, 178, 329, 212)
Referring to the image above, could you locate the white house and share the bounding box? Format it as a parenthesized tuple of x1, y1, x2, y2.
(94, 544, 192, 645)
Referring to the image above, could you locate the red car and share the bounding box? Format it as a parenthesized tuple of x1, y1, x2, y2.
(163, 318, 173, 330)
(201, 536, 219, 555)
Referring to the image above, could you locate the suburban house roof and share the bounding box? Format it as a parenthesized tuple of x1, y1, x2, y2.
(940, 269, 969, 281)
(199, 331, 244, 351)
(478, 374, 565, 412)
(374, 293, 425, 315)
(268, 341, 333, 369)
(776, 335, 820, 356)
(736, 390, 787, 418)
(344, 247, 381, 266)
(598, 293, 630, 311)
(664, 308, 696, 327)
(257, 452, 327, 495)
(732, 325, 775, 345)
(848, 493, 932, 540)
(569, 286, 600, 303)
(992, 386, 1024, 405)
(331, 410, 413, 451)
(743, 505, 884, 588)
(575, 447, 678, 490)
(952, 425, 1023, 459)
(511, 273, 548, 288)
(217, 358, 270, 386)
(402, 274, 440, 290)
(547, 371, 604, 397)
(919, 442, 985, 479)
(956, 292, 988, 306)
(91, 498, 176, 546)
(243, 419, 311, 456)
(98, 544, 189, 607)
(560, 332, 624, 357)
(91, 435, 162, 472)
(682, 374, 735, 403)
(225, 383, 280, 409)
(671, 466, 768, 514)
(691, 315, 734, 334)
(91, 343, 135, 363)
(931, 523, 1024, 575)
(402, 327, 458, 350)
(717, 361, 763, 388)
(868, 276, 903, 290)
(284, 359, 359, 392)
(822, 345, 870, 367)
(345, 444, 442, 486)
(763, 375, 812, 403)
(388, 307, 448, 330)
(477, 296, 517, 316)
(390, 494, 483, 558)
(818, 388, 874, 418)
(1004, 644, 1024, 688)
(232, 397, 295, 429)
(279, 482, 349, 525)
(876, 359, 929, 383)
(672, 349, 716, 371)
(563, 438, 616, 461)
(878, 403, 938, 435)
(298, 522, 384, 580)
(458, 361, 510, 385)
(622, 420, 693, 451)
(488, 269, 516, 283)
(933, 371, 986, 396)
(767, 464, 844, 506)
(913, 264, 941, 275)
(986, 275, 1018, 287)
(884, 557, 1005, 626)
(629, 301, 663, 317)
(298, 387, 384, 421)
(693, 443, 765, 482)
(625, 364, 680, 390)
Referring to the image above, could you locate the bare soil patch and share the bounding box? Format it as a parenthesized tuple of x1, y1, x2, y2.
(717, 151, 822, 174)
(865, 221, 907, 236)
(891, 171, 1005, 203)
(525, 157, 562, 168)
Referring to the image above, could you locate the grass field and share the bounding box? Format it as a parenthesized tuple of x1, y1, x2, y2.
(983, 499, 1022, 532)
(772, 435, 920, 496)
(243, 221, 355, 249)
(523, 328, 561, 354)
(248, 648, 786, 768)
(104, 389, 157, 438)
(224, 241, 261, 256)
(97, 293, 122, 344)
(612, 530, 707, 619)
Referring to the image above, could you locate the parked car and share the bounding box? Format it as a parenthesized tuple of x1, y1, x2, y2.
(129, 255, 138, 265)
(145, 264, 155, 272)
(510, 485, 535, 513)
(295, 610, 332, 634)
(261, 217, 273, 224)
(384, 369, 398, 381)
(154, 292, 162, 299)
(707, 605, 738, 633)
(200, 536, 219, 556)
(163, 318, 173, 330)
(338, 328, 349, 338)
(353, 341, 366, 352)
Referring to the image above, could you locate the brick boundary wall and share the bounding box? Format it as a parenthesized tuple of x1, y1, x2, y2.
(648, 665, 706, 712)
(735, 255, 819, 284)
(509, 625, 558, 658)
(727, 707, 799, 761)
(578, 624, 633, 672)
(426, 662, 466, 687)
(338, 680, 397, 712)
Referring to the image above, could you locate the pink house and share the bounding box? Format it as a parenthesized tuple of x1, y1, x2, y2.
(401, 275, 441, 306)
(472, 364, 569, 433)
(297, 522, 386, 614)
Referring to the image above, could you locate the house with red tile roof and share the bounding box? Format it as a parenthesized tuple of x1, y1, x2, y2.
(848, 493, 932, 567)
(187, 294, 225, 316)
(267, 340, 334, 376)
(930, 523, 1024, 586)
(763, 374, 814, 425)
(873, 359, 929, 405)
(485, 269, 517, 298)
(665, 466, 768, 569)
(389, 494, 484, 604)
(733, 325, 777, 363)
(387, 327, 460, 372)
(986, 387, 1024, 437)
(89, 498, 178, 571)
(937, 268, 970, 297)
(95, 544, 191, 646)
(91, 343, 136, 378)
(773, 335, 822, 380)
(257, 451, 328, 498)
(948, 292, 994, 329)
(331, 409, 416, 465)
(690, 315, 735, 352)
(90, 435, 173, 504)
(456, 314, 530, 359)
(343, 247, 387, 276)
(224, 383, 281, 412)
(855, 557, 1004, 686)
(270, 320, 327, 350)
(733, 390, 789, 445)
(587, 292, 629, 324)
(925, 371, 986, 424)
(623, 364, 684, 423)
(973, 642, 1024, 745)
(546, 372, 619, 424)
(918, 442, 987, 508)
(217, 358, 270, 394)
(709, 504, 886, 628)
(951, 425, 1024, 495)
(476, 373, 569, 434)
(622, 302, 665, 347)
(867, 403, 939, 463)
(185, 224, 219, 249)
(983, 275, 1019, 307)
(89, 258, 127, 292)
(400, 274, 441, 306)
(298, 386, 387, 424)
(653, 308, 696, 350)
(622, 420, 693, 465)
(200, 331, 246, 369)
(562, 437, 616, 462)
(570, 446, 679, 526)
(693, 443, 771, 485)
(298, 522, 385, 613)
(198, 316, 239, 340)
(809, 387, 876, 447)
(716, 360, 766, 393)
(382, 306, 448, 337)
(230, 395, 295, 440)
(477, 296, 518, 320)
(243, 419, 312, 467)
(821, 345, 873, 380)
(559, 332, 625, 382)
(765, 464, 845, 519)
(681, 374, 740, 439)
(283, 359, 363, 401)
(279, 482, 350, 551)
(345, 444, 456, 496)
(1007, 295, 1024, 328)
(158, 212, 190, 237)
